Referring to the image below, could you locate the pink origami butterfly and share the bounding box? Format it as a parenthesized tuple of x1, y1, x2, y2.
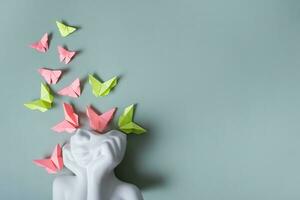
(52, 103, 80, 133)
(38, 68, 62, 84)
(58, 78, 81, 98)
(33, 144, 63, 174)
(30, 33, 49, 53)
(86, 106, 116, 133)
(57, 46, 76, 64)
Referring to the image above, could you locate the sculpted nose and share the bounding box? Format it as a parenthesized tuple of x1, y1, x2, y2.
(74, 129, 91, 143)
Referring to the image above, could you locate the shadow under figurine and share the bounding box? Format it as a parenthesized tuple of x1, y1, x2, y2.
(53, 129, 143, 200)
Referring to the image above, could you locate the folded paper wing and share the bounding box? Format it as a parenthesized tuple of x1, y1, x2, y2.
(118, 122, 146, 134)
(56, 21, 77, 37)
(86, 106, 116, 133)
(38, 68, 62, 84)
(24, 100, 51, 112)
(33, 144, 63, 174)
(30, 33, 49, 53)
(63, 103, 79, 125)
(58, 78, 81, 98)
(88, 74, 117, 97)
(57, 46, 76, 64)
(40, 83, 54, 103)
(24, 83, 54, 112)
(118, 104, 146, 134)
(52, 120, 77, 133)
(52, 103, 79, 133)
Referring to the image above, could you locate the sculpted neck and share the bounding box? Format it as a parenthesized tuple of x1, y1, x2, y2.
(87, 170, 118, 200)
(69, 167, 117, 200)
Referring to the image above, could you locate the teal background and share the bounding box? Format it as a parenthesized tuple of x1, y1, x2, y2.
(1, 0, 300, 199)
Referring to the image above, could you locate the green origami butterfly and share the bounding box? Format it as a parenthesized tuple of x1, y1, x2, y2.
(56, 21, 77, 37)
(118, 104, 146, 134)
(88, 74, 117, 97)
(24, 83, 54, 112)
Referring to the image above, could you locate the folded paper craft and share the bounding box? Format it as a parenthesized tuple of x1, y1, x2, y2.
(33, 144, 63, 174)
(58, 46, 76, 64)
(88, 74, 117, 97)
(86, 106, 116, 133)
(56, 21, 77, 37)
(30, 33, 49, 53)
(58, 78, 81, 98)
(38, 68, 62, 84)
(118, 104, 146, 134)
(24, 83, 54, 112)
(52, 103, 80, 133)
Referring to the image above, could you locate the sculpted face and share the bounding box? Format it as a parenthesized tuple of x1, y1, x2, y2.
(69, 129, 127, 168)
(55, 129, 143, 200)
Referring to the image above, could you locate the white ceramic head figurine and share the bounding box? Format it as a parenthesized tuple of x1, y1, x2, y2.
(53, 129, 143, 200)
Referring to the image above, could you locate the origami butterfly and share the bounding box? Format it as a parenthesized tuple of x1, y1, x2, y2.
(33, 144, 63, 174)
(24, 83, 54, 112)
(56, 21, 77, 37)
(86, 106, 116, 133)
(30, 33, 49, 53)
(58, 78, 81, 98)
(58, 46, 76, 64)
(38, 68, 62, 84)
(88, 74, 117, 97)
(118, 104, 146, 134)
(52, 103, 80, 133)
